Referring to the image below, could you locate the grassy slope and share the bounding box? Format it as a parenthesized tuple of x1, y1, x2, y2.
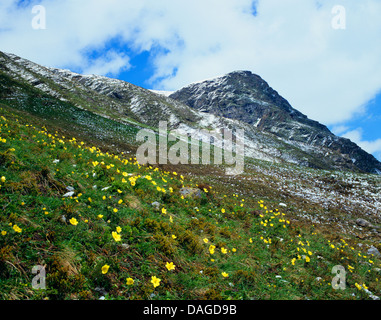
(0, 72, 141, 154)
(0, 108, 380, 300)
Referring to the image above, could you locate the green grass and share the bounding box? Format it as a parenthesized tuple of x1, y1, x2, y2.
(0, 109, 380, 300)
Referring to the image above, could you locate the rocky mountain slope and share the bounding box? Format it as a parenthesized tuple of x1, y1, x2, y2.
(1, 51, 380, 174)
(1, 108, 380, 301)
(169, 71, 381, 174)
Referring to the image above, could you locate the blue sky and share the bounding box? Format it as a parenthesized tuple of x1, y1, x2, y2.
(1, 0, 381, 161)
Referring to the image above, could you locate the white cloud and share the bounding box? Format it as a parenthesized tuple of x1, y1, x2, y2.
(331, 125, 350, 136)
(343, 128, 381, 158)
(82, 51, 130, 77)
(1, 0, 381, 128)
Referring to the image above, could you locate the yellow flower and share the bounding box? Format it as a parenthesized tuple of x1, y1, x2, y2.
(145, 175, 152, 180)
(249, 238, 253, 243)
(1, 231, 6, 236)
(126, 278, 134, 285)
(113, 208, 118, 213)
(221, 208, 225, 213)
(112, 231, 121, 242)
(209, 245, 216, 255)
(165, 262, 176, 271)
(232, 248, 237, 253)
(118, 199, 123, 204)
(203, 238, 209, 244)
(169, 215, 173, 223)
(69, 218, 78, 226)
(221, 272, 229, 278)
(13, 224, 22, 233)
(305, 256, 310, 263)
(171, 234, 177, 240)
(221, 247, 228, 254)
(151, 276, 161, 288)
(97, 214, 103, 219)
(101, 264, 110, 274)
(116, 226, 122, 233)
(161, 208, 167, 215)
(0, 176, 5, 183)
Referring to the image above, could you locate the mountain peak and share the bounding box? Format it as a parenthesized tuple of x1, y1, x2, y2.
(169, 69, 303, 121)
(169, 70, 381, 174)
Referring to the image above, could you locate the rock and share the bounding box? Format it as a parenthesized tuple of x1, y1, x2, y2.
(95, 287, 108, 296)
(179, 187, 203, 199)
(66, 186, 75, 192)
(356, 218, 374, 228)
(151, 201, 160, 210)
(362, 287, 380, 301)
(62, 191, 75, 198)
(279, 203, 287, 207)
(367, 246, 381, 257)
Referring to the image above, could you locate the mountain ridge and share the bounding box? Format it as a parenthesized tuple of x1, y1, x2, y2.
(169, 70, 381, 174)
(1, 51, 380, 174)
